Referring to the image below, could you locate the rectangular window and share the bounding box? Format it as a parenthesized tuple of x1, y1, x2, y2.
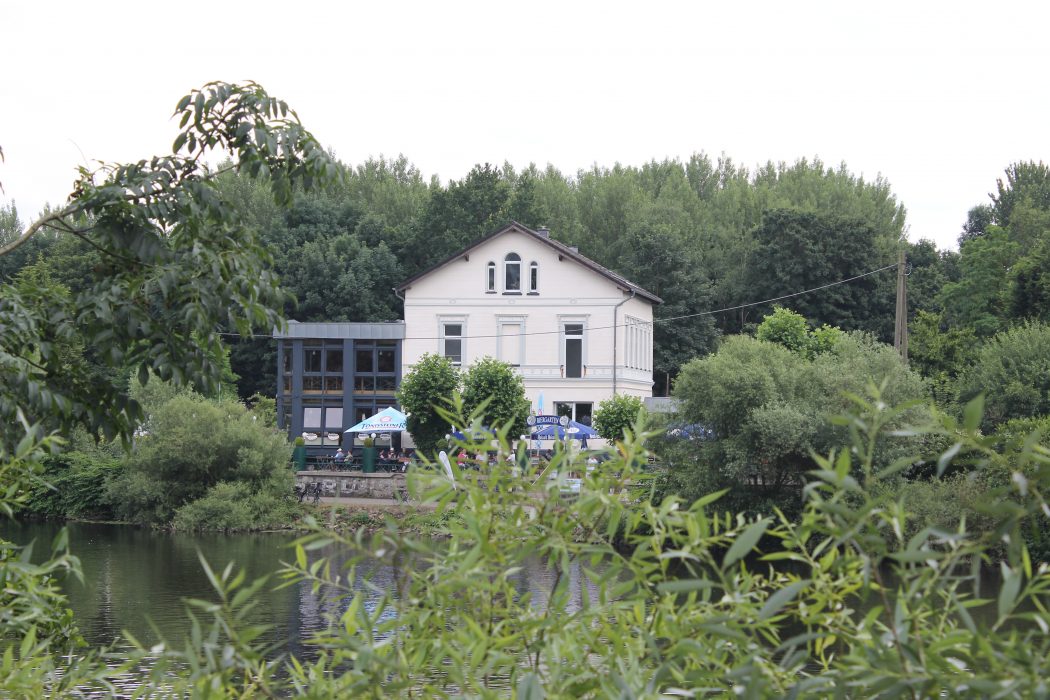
(304, 348, 322, 373)
(553, 401, 593, 426)
(282, 376, 292, 393)
(282, 349, 291, 374)
(303, 376, 322, 392)
(355, 376, 375, 391)
(324, 376, 343, 392)
(376, 376, 396, 391)
(324, 406, 343, 430)
(529, 264, 538, 293)
(303, 407, 322, 430)
(377, 348, 396, 373)
(326, 348, 343, 374)
(442, 323, 463, 366)
(499, 322, 522, 367)
(505, 263, 520, 291)
(487, 264, 495, 292)
(356, 349, 373, 373)
(563, 323, 583, 378)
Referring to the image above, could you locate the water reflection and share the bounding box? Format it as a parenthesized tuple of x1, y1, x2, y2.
(0, 521, 604, 657)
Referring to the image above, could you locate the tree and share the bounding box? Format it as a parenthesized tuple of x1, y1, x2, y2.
(461, 357, 530, 439)
(991, 160, 1050, 227)
(743, 209, 896, 339)
(668, 332, 926, 513)
(593, 394, 647, 442)
(756, 306, 844, 358)
(396, 353, 461, 454)
(939, 228, 1019, 337)
(957, 322, 1050, 430)
(0, 81, 339, 454)
(107, 384, 293, 527)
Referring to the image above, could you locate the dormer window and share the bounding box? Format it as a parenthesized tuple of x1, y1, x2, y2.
(486, 262, 496, 292)
(529, 261, 539, 293)
(504, 253, 521, 292)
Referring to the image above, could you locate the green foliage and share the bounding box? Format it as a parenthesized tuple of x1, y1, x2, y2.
(23, 451, 122, 520)
(957, 322, 1050, 430)
(744, 209, 896, 339)
(460, 357, 529, 438)
(0, 81, 340, 454)
(593, 393, 647, 442)
(396, 353, 461, 454)
(173, 476, 300, 532)
(107, 387, 293, 526)
(991, 160, 1050, 227)
(755, 305, 847, 359)
(668, 333, 927, 512)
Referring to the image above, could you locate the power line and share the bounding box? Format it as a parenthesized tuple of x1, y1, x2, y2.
(218, 261, 899, 342)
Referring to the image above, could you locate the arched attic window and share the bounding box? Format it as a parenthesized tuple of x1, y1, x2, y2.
(504, 253, 521, 292)
(486, 261, 496, 292)
(528, 261, 539, 293)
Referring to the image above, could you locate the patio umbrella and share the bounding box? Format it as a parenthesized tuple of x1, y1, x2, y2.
(531, 420, 598, 440)
(451, 426, 496, 441)
(344, 407, 408, 433)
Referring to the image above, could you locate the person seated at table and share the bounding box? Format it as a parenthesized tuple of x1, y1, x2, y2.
(334, 447, 346, 463)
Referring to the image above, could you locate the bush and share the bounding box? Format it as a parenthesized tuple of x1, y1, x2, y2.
(23, 451, 123, 520)
(172, 475, 299, 532)
(958, 322, 1050, 429)
(593, 394, 646, 442)
(107, 386, 293, 526)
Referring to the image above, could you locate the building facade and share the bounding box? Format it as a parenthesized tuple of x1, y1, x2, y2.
(275, 321, 405, 451)
(396, 222, 660, 426)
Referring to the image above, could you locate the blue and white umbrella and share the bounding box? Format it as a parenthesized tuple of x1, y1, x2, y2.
(344, 407, 408, 433)
(531, 419, 598, 440)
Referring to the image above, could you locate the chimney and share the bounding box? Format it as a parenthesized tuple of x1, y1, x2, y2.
(535, 226, 550, 238)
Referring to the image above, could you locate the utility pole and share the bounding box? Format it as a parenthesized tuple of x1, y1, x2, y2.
(893, 249, 908, 362)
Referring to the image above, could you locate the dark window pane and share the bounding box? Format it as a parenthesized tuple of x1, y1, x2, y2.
(487, 264, 495, 291)
(377, 376, 396, 390)
(505, 263, 520, 291)
(305, 349, 322, 373)
(282, 376, 292, 393)
(377, 340, 396, 347)
(444, 324, 461, 337)
(576, 403, 593, 426)
(303, 376, 323, 391)
(377, 349, 396, 373)
(355, 376, 375, 391)
(530, 264, 538, 291)
(445, 339, 462, 365)
(565, 324, 583, 336)
(326, 349, 343, 374)
(356, 349, 373, 373)
(555, 402, 573, 418)
(565, 339, 582, 378)
(282, 350, 291, 374)
(325, 376, 343, 392)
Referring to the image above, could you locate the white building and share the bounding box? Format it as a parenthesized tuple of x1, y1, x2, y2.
(396, 222, 660, 426)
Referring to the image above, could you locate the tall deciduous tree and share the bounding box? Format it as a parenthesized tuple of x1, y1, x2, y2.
(397, 353, 461, 454)
(461, 357, 530, 440)
(0, 81, 340, 453)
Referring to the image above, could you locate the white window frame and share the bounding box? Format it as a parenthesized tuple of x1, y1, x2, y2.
(496, 315, 526, 368)
(558, 316, 588, 378)
(438, 316, 467, 367)
(504, 253, 522, 293)
(528, 261, 539, 293)
(485, 261, 496, 293)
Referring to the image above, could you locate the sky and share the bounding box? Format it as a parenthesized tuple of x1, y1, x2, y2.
(2, 0, 1048, 251)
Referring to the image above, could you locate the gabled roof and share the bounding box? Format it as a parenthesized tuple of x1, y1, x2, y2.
(394, 221, 662, 304)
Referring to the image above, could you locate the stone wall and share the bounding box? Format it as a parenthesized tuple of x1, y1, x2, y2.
(295, 471, 406, 499)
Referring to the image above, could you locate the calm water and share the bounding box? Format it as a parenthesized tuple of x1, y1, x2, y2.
(0, 520, 590, 657)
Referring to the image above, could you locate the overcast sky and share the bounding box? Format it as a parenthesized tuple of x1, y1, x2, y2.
(2, 0, 1047, 251)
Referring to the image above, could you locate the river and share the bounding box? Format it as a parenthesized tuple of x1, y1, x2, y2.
(0, 519, 586, 658)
